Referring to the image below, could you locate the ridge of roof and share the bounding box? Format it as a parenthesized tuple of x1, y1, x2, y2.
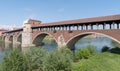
(32, 14, 120, 27)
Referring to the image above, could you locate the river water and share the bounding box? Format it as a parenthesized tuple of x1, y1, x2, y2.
(0, 37, 116, 61)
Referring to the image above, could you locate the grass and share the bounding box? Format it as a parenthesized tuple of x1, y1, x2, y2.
(72, 52, 120, 71)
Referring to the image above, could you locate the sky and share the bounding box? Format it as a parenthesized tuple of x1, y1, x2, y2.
(0, 0, 120, 28)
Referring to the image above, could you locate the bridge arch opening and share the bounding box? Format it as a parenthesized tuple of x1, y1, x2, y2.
(5, 36, 9, 43)
(17, 34, 22, 44)
(9, 35, 13, 43)
(66, 32, 120, 52)
(32, 32, 58, 50)
(2, 36, 6, 40)
(6, 35, 14, 49)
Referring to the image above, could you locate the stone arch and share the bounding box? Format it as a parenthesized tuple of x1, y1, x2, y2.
(8, 35, 13, 43)
(5, 36, 9, 42)
(32, 32, 57, 46)
(2, 35, 6, 40)
(16, 34, 22, 44)
(66, 32, 120, 50)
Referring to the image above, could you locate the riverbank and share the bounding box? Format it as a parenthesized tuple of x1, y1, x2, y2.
(72, 52, 120, 71)
(0, 46, 120, 71)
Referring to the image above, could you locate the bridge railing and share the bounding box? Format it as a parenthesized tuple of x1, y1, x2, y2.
(32, 21, 120, 32)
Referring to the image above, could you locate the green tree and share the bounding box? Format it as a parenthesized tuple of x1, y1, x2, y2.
(27, 47, 47, 71)
(102, 46, 110, 52)
(76, 48, 90, 59)
(86, 45, 97, 54)
(43, 47, 73, 71)
(0, 48, 31, 71)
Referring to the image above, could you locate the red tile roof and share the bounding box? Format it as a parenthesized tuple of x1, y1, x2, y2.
(3, 28, 23, 33)
(33, 14, 120, 27)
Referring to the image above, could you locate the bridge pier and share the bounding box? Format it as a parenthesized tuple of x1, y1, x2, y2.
(21, 20, 33, 48)
(57, 34, 66, 48)
(13, 36, 18, 48)
(5, 36, 9, 43)
(22, 32, 32, 47)
(5, 36, 12, 43)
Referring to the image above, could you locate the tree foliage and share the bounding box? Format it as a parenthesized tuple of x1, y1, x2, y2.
(102, 46, 110, 52)
(76, 48, 90, 59)
(43, 47, 73, 71)
(0, 47, 73, 71)
(0, 48, 31, 71)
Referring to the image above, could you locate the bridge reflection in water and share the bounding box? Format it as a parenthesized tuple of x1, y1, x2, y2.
(0, 36, 117, 52)
(0, 34, 119, 61)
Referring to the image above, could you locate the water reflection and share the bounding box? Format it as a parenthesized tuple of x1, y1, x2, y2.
(40, 40, 58, 51)
(0, 37, 117, 52)
(0, 42, 21, 61)
(0, 37, 118, 60)
(75, 37, 114, 52)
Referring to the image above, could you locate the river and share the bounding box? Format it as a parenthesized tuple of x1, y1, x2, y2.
(0, 37, 117, 61)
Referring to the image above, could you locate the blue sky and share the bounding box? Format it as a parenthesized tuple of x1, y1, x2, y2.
(0, 0, 120, 28)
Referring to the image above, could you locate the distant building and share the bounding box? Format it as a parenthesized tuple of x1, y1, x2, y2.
(0, 29, 8, 36)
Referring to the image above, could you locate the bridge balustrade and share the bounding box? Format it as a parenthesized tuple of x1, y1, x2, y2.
(3, 22, 119, 37)
(30, 21, 120, 33)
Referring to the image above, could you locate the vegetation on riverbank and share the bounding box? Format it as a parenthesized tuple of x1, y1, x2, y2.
(0, 48, 30, 71)
(75, 45, 96, 60)
(0, 46, 73, 71)
(72, 52, 120, 71)
(0, 45, 120, 71)
(73, 45, 120, 71)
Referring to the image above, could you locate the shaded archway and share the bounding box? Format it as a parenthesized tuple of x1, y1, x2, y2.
(32, 32, 58, 47)
(66, 32, 120, 51)
(1, 35, 6, 40)
(17, 34, 22, 44)
(6, 35, 14, 49)
(9, 35, 13, 43)
(3, 36, 6, 40)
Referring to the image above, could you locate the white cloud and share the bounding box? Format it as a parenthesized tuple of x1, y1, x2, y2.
(0, 24, 12, 29)
(0, 24, 21, 30)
